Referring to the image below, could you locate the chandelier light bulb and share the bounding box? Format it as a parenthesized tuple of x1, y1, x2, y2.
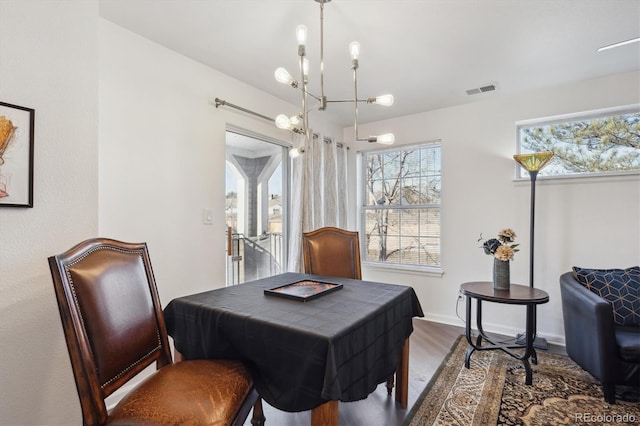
(375, 94, 394, 106)
(289, 115, 301, 127)
(274, 67, 295, 86)
(289, 148, 301, 158)
(296, 25, 308, 46)
(376, 133, 395, 145)
(349, 41, 361, 60)
(275, 114, 292, 130)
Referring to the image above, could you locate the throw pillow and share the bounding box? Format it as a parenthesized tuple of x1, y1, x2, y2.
(572, 266, 640, 326)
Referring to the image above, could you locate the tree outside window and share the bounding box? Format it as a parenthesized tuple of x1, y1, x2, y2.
(361, 142, 441, 268)
(518, 108, 640, 177)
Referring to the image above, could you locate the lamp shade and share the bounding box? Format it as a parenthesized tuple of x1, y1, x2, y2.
(513, 151, 554, 172)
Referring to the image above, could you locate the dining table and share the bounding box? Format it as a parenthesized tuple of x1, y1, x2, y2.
(163, 272, 424, 426)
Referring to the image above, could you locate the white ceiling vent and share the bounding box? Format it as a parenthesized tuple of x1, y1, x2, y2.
(466, 84, 496, 96)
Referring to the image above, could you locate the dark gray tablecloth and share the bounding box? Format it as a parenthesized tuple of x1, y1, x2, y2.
(163, 272, 424, 412)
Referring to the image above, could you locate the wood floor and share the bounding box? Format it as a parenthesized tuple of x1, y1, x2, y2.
(244, 319, 465, 426)
(245, 319, 567, 426)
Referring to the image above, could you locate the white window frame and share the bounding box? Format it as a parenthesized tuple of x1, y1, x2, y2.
(358, 141, 442, 274)
(516, 104, 640, 180)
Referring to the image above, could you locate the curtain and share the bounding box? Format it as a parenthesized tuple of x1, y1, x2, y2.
(288, 132, 349, 272)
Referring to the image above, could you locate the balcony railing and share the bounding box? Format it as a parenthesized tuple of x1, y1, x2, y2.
(226, 227, 284, 286)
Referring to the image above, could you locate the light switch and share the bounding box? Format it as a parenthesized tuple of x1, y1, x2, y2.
(202, 208, 213, 225)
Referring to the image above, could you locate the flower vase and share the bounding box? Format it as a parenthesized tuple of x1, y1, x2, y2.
(493, 258, 510, 290)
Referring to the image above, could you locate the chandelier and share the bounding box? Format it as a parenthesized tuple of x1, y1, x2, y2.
(274, 0, 395, 158)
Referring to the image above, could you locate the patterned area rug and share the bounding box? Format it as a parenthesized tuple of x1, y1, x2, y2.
(404, 336, 639, 425)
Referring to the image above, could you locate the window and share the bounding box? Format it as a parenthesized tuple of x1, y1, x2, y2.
(517, 106, 640, 178)
(361, 141, 441, 269)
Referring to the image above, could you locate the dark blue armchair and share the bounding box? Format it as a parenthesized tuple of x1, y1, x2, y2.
(560, 272, 639, 404)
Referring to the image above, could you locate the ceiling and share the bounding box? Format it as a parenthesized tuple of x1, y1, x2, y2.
(99, 0, 640, 127)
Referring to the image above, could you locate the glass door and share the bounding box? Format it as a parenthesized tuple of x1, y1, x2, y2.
(225, 130, 288, 285)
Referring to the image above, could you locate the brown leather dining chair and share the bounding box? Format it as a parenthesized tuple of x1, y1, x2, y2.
(302, 226, 362, 279)
(48, 238, 263, 426)
(302, 227, 397, 394)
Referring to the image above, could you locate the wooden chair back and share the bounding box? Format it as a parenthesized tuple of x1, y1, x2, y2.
(302, 227, 362, 279)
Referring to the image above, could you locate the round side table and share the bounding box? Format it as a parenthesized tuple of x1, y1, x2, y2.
(459, 281, 549, 385)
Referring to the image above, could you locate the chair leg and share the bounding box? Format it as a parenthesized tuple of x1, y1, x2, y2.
(251, 397, 265, 426)
(386, 374, 394, 395)
(603, 383, 616, 404)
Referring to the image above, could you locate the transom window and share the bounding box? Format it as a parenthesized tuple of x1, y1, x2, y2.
(517, 105, 640, 178)
(360, 141, 441, 269)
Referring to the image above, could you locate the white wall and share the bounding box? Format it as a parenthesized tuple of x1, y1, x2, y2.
(0, 1, 99, 424)
(99, 20, 341, 305)
(348, 70, 640, 344)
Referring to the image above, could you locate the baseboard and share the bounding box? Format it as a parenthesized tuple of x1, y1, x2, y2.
(417, 314, 566, 348)
(105, 382, 138, 411)
(105, 366, 155, 411)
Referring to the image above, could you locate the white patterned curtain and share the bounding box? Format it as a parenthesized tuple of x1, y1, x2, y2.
(288, 132, 349, 272)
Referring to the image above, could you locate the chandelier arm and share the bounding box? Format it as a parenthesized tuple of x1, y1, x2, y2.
(353, 62, 374, 142)
(300, 54, 309, 140)
(353, 67, 359, 140)
(286, 84, 320, 103)
(303, 91, 322, 102)
(353, 72, 378, 143)
(325, 99, 371, 103)
(319, 0, 326, 109)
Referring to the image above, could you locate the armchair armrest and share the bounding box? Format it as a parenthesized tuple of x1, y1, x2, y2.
(559, 272, 618, 383)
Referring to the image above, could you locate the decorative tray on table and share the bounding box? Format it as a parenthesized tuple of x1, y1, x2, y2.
(264, 280, 343, 302)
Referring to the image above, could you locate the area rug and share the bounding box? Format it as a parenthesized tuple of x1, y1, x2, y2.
(404, 336, 639, 425)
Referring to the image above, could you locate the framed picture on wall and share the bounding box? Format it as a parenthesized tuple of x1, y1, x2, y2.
(0, 101, 34, 207)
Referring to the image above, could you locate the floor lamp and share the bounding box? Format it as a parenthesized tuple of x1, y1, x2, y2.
(513, 151, 554, 350)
